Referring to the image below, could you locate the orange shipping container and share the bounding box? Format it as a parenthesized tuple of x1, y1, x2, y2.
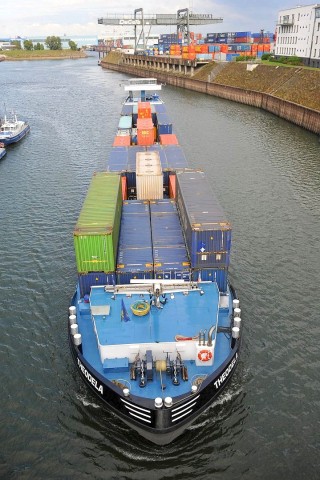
(137, 128, 154, 146)
(159, 134, 179, 145)
(113, 135, 131, 147)
(138, 102, 151, 119)
(137, 118, 154, 145)
(169, 174, 176, 199)
(137, 118, 153, 130)
(121, 176, 127, 200)
(182, 52, 196, 60)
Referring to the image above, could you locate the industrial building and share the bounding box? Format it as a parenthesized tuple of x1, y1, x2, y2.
(275, 3, 320, 67)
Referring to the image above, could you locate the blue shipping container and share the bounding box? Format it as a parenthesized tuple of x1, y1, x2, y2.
(149, 199, 177, 214)
(235, 31, 251, 37)
(151, 199, 190, 276)
(208, 45, 220, 52)
(78, 272, 116, 298)
(117, 247, 153, 269)
(118, 201, 152, 249)
(151, 215, 186, 248)
(117, 200, 153, 280)
(175, 170, 232, 269)
(117, 270, 153, 284)
(122, 200, 149, 215)
(153, 247, 190, 278)
(164, 145, 188, 169)
(121, 104, 133, 116)
(191, 268, 228, 292)
(108, 147, 128, 171)
(154, 269, 191, 281)
(156, 112, 173, 135)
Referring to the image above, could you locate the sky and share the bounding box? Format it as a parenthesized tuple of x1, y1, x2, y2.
(0, 1, 303, 39)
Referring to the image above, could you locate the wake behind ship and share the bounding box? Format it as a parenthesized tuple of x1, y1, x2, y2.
(68, 78, 242, 445)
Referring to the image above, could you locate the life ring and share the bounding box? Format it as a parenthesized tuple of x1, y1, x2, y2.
(197, 350, 212, 362)
(130, 301, 150, 316)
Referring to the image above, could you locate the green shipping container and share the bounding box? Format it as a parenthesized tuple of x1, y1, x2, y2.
(74, 172, 122, 273)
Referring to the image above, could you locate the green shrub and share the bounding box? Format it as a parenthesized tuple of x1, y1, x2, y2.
(271, 55, 303, 66)
(236, 55, 257, 62)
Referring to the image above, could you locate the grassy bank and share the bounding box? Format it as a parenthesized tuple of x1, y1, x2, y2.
(102, 52, 320, 112)
(2, 49, 87, 60)
(198, 63, 320, 111)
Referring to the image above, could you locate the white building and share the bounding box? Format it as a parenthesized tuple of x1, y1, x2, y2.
(275, 3, 320, 67)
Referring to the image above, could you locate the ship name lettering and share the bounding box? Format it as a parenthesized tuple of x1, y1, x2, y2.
(77, 358, 103, 394)
(214, 353, 238, 389)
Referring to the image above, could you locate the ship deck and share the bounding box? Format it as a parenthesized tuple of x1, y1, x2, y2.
(75, 282, 233, 399)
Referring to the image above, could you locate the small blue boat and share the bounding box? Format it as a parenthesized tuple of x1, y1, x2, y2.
(68, 78, 242, 445)
(0, 113, 30, 145)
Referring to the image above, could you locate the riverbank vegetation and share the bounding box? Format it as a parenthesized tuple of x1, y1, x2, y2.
(2, 49, 87, 60)
(1, 35, 84, 60)
(207, 63, 320, 111)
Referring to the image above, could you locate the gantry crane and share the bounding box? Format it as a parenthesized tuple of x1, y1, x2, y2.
(98, 8, 223, 52)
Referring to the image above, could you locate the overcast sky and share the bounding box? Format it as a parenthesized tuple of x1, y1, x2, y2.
(1, 1, 299, 38)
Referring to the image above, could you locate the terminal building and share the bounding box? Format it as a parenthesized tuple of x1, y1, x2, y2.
(275, 3, 320, 68)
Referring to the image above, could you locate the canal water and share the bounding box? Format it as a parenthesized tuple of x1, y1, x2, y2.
(1, 54, 319, 479)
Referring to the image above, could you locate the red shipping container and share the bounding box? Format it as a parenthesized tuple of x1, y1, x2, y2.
(137, 118, 153, 130)
(121, 176, 127, 200)
(137, 117, 154, 146)
(159, 134, 179, 145)
(235, 37, 250, 43)
(138, 102, 151, 119)
(113, 135, 131, 147)
(169, 174, 176, 199)
(137, 128, 154, 146)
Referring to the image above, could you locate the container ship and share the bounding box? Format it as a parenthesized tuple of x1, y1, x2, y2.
(68, 78, 242, 445)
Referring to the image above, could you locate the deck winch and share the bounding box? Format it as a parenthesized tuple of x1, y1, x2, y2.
(130, 351, 188, 388)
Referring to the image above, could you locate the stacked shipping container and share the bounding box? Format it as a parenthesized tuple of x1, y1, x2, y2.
(74, 172, 122, 297)
(150, 200, 190, 280)
(136, 151, 163, 200)
(76, 95, 233, 297)
(175, 170, 232, 292)
(116, 201, 153, 284)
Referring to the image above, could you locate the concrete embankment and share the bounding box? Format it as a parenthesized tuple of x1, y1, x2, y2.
(101, 54, 320, 135)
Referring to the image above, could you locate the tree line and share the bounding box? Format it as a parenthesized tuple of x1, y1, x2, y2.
(10, 37, 78, 51)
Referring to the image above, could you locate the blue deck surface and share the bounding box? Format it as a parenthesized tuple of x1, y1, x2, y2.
(91, 283, 218, 345)
(76, 282, 233, 399)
